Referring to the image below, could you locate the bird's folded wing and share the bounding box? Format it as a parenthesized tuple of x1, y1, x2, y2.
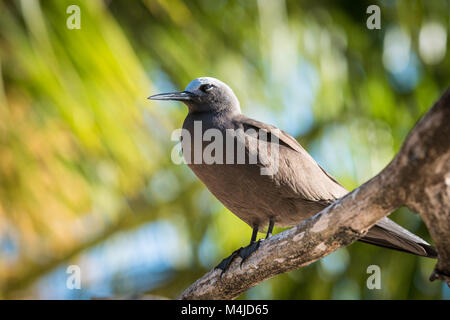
(234, 115, 348, 201)
(234, 115, 305, 154)
(234, 116, 437, 258)
(361, 217, 437, 258)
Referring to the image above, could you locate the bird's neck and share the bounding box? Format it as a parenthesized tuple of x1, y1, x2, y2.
(189, 106, 241, 118)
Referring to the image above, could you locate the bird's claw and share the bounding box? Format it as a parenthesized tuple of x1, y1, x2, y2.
(239, 239, 261, 267)
(215, 247, 242, 277)
(215, 240, 262, 277)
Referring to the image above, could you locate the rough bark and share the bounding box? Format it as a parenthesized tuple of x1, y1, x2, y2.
(179, 88, 450, 300)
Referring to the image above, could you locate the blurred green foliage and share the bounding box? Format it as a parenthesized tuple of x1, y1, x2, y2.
(0, 0, 448, 299)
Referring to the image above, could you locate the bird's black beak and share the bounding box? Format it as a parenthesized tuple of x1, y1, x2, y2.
(148, 91, 195, 101)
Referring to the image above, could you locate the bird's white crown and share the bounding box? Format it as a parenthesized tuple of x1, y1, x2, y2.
(185, 77, 231, 93)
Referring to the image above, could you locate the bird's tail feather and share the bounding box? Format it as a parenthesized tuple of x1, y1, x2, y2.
(358, 217, 437, 258)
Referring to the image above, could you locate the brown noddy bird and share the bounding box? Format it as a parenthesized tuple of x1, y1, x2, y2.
(149, 77, 437, 273)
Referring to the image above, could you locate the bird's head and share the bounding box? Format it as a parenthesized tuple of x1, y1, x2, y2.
(148, 77, 241, 114)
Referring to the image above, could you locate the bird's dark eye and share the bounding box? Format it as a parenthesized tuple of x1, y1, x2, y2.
(199, 84, 214, 93)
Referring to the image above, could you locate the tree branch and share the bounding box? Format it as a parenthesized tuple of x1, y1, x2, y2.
(179, 88, 450, 300)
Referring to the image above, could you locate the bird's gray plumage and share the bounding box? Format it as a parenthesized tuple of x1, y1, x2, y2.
(149, 77, 437, 259)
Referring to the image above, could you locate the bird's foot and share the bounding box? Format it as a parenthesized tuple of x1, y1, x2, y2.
(215, 248, 241, 276)
(238, 240, 261, 267)
(215, 240, 262, 276)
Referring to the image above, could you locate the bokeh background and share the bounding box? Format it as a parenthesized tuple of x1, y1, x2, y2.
(0, 0, 449, 299)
